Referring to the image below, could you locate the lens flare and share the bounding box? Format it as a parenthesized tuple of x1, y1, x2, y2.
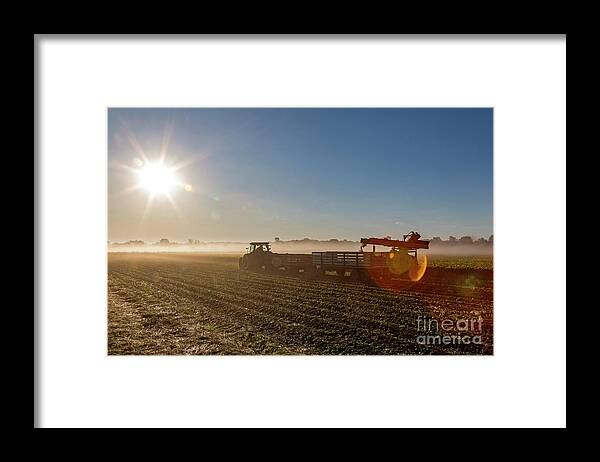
(387, 249, 412, 275)
(409, 254, 428, 282)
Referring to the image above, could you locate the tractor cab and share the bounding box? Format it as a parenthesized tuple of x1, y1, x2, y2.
(247, 242, 271, 254)
(239, 242, 271, 271)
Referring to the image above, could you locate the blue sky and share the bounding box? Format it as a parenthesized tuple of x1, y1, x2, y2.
(108, 108, 493, 242)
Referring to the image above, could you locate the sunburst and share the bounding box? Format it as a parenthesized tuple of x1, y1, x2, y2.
(111, 124, 194, 222)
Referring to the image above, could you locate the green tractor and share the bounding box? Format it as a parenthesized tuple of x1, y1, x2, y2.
(238, 242, 272, 271)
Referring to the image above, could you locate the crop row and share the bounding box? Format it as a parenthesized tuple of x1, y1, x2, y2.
(108, 254, 493, 355)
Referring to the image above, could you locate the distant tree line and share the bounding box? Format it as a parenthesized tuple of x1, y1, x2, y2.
(109, 235, 493, 248)
(109, 238, 187, 247)
(429, 235, 493, 247)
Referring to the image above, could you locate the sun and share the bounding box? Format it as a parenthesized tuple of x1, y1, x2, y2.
(137, 162, 178, 195)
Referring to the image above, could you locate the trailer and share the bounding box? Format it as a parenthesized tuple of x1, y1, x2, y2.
(239, 232, 430, 283)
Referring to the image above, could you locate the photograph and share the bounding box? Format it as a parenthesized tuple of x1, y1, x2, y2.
(107, 107, 493, 355)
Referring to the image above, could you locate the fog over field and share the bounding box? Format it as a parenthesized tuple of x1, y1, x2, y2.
(108, 238, 493, 256)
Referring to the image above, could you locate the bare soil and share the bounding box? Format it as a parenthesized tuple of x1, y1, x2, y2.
(108, 253, 493, 355)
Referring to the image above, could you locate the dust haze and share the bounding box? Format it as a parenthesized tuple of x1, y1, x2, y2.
(108, 236, 493, 256)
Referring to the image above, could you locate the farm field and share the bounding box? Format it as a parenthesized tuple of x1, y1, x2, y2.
(108, 252, 493, 355)
(428, 255, 493, 270)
